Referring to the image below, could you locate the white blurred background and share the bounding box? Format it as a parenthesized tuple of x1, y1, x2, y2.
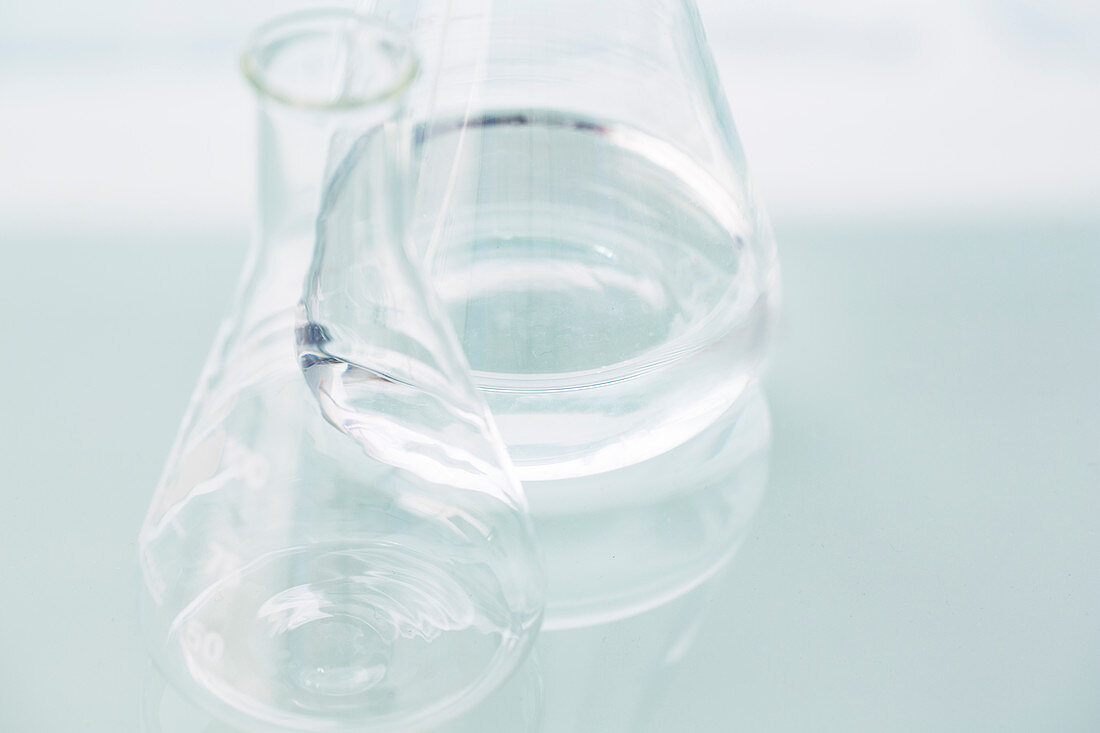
(3, 0, 1098, 238)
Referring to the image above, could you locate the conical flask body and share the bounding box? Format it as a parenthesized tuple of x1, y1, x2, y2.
(361, 0, 780, 480)
(139, 13, 543, 731)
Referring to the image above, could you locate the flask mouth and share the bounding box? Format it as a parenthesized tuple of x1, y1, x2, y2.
(242, 9, 418, 111)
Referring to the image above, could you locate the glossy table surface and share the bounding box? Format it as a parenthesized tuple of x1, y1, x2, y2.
(2, 217, 1097, 731)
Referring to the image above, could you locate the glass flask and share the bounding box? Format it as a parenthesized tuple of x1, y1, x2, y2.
(138, 12, 543, 732)
(360, 0, 781, 481)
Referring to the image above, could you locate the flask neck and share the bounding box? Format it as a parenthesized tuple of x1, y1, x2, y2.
(237, 11, 418, 313)
(254, 103, 336, 255)
(232, 12, 418, 331)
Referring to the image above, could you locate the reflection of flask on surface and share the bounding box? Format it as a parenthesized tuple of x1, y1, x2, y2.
(533, 390, 772, 630)
(364, 0, 781, 479)
(138, 13, 542, 732)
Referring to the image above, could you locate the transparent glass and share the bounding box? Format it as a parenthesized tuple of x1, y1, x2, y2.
(138, 12, 542, 732)
(141, 390, 773, 732)
(360, 0, 781, 481)
(141, 394, 770, 730)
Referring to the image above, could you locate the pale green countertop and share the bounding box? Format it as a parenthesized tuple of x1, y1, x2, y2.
(1, 217, 1097, 731)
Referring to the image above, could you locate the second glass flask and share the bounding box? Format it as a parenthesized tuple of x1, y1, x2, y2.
(139, 13, 543, 732)
(361, 0, 781, 480)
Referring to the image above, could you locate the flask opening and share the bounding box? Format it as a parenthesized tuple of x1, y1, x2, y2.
(241, 9, 418, 111)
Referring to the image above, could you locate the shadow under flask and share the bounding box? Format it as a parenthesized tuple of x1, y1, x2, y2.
(137, 12, 543, 732)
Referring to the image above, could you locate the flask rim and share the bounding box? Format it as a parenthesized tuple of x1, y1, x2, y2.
(241, 8, 419, 111)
